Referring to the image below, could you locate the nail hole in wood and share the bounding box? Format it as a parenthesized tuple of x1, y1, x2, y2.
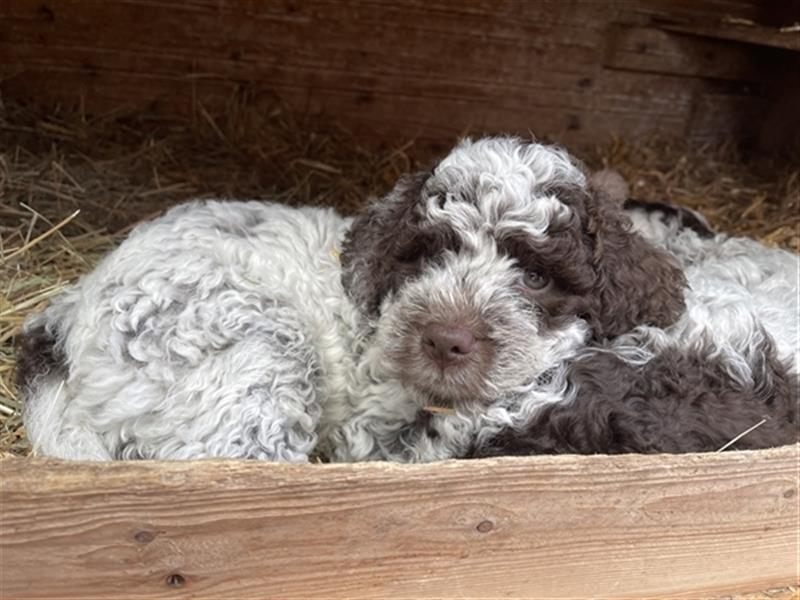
(165, 573, 185, 588)
(134, 530, 154, 543)
(476, 520, 493, 533)
(784, 488, 796, 499)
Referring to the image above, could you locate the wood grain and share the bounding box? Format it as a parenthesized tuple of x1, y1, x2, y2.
(0, 0, 783, 147)
(1, 445, 798, 599)
(661, 21, 800, 52)
(604, 25, 760, 81)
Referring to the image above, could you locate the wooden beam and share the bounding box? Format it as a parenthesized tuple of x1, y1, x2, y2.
(661, 21, 800, 52)
(0, 0, 777, 147)
(1, 445, 798, 598)
(604, 25, 760, 81)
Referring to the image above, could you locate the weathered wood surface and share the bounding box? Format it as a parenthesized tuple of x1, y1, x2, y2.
(662, 20, 800, 52)
(1, 445, 797, 599)
(604, 25, 761, 80)
(0, 0, 787, 147)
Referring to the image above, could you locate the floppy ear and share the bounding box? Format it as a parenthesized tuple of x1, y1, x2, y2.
(340, 172, 430, 318)
(583, 176, 687, 339)
(588, 169, 630, 205)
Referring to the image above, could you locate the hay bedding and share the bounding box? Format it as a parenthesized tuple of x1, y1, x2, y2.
(1, 95, 798, 457)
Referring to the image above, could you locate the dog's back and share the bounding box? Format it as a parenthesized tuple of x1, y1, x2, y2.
(18, 199, 354, 461)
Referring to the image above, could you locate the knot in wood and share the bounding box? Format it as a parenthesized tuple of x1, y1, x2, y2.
(134, 530, 155, 544)
(476, 520, 494, 533)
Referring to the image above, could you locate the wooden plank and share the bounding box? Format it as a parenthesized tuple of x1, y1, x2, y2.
(0, 66, 702, 147)
(604, 25, 760, 81)
(0, 39, 753, 146)
(688, 86, 767, 142)
(1, 445, 797, 599)
(661, 21, 800, 52)
(0, 0, 777, 147)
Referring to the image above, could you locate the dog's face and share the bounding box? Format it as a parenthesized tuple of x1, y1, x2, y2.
(341, 137, 686, 408)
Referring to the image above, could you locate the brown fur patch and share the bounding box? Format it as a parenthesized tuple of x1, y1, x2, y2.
(340, 171, 461, 318)
(470, 338, 798, 456)
(578, 182, 687, 338)
(499, 181, 687, 339)
(16, 321, 67, 393)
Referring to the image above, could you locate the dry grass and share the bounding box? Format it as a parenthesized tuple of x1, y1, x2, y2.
(598, 137, 800, 250)
(1, 94, 798, 456)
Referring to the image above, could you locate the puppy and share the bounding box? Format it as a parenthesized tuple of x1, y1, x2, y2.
(18, 137, 795, 462)
(470, 175, 799, 456)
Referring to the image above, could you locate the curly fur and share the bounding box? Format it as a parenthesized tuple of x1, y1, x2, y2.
(17, 137, 798, 462)
(20, 203, 347, 460)
(470, 338, 796, 456)
(471, 202, 799, 456)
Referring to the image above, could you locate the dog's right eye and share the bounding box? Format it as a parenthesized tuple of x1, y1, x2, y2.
(521, 270, 551, 290)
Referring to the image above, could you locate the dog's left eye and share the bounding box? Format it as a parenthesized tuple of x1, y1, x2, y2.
(521, 270, 550, 290)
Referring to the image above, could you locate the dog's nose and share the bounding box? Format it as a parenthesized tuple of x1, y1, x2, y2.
(422, 324, 476, 365)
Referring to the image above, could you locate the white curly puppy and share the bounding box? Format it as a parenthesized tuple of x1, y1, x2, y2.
(18, 137, 797, 462)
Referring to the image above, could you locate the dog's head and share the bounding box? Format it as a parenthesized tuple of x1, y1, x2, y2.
(341, 137, 686, 408)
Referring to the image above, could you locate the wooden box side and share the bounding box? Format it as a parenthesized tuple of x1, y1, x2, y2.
(1, 445, 797, 599)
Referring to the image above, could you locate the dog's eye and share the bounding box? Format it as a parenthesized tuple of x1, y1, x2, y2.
(521, 270, 550, 290)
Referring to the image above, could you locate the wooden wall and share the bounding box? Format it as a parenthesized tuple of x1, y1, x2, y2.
(1, 446, 797, 599)
(0, 0, 798, 148)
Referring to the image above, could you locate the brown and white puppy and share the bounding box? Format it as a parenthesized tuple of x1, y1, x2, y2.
(336, 138, 796, 460)
(333, 138, 702, 461)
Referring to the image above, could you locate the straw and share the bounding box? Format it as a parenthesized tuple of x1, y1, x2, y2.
(1, 94, 798, 455)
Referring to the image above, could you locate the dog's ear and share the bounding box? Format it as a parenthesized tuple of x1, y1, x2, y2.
(340, 172, 430, 318)
(583, 175, 687, 339)
(588, 169, 630, 205)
